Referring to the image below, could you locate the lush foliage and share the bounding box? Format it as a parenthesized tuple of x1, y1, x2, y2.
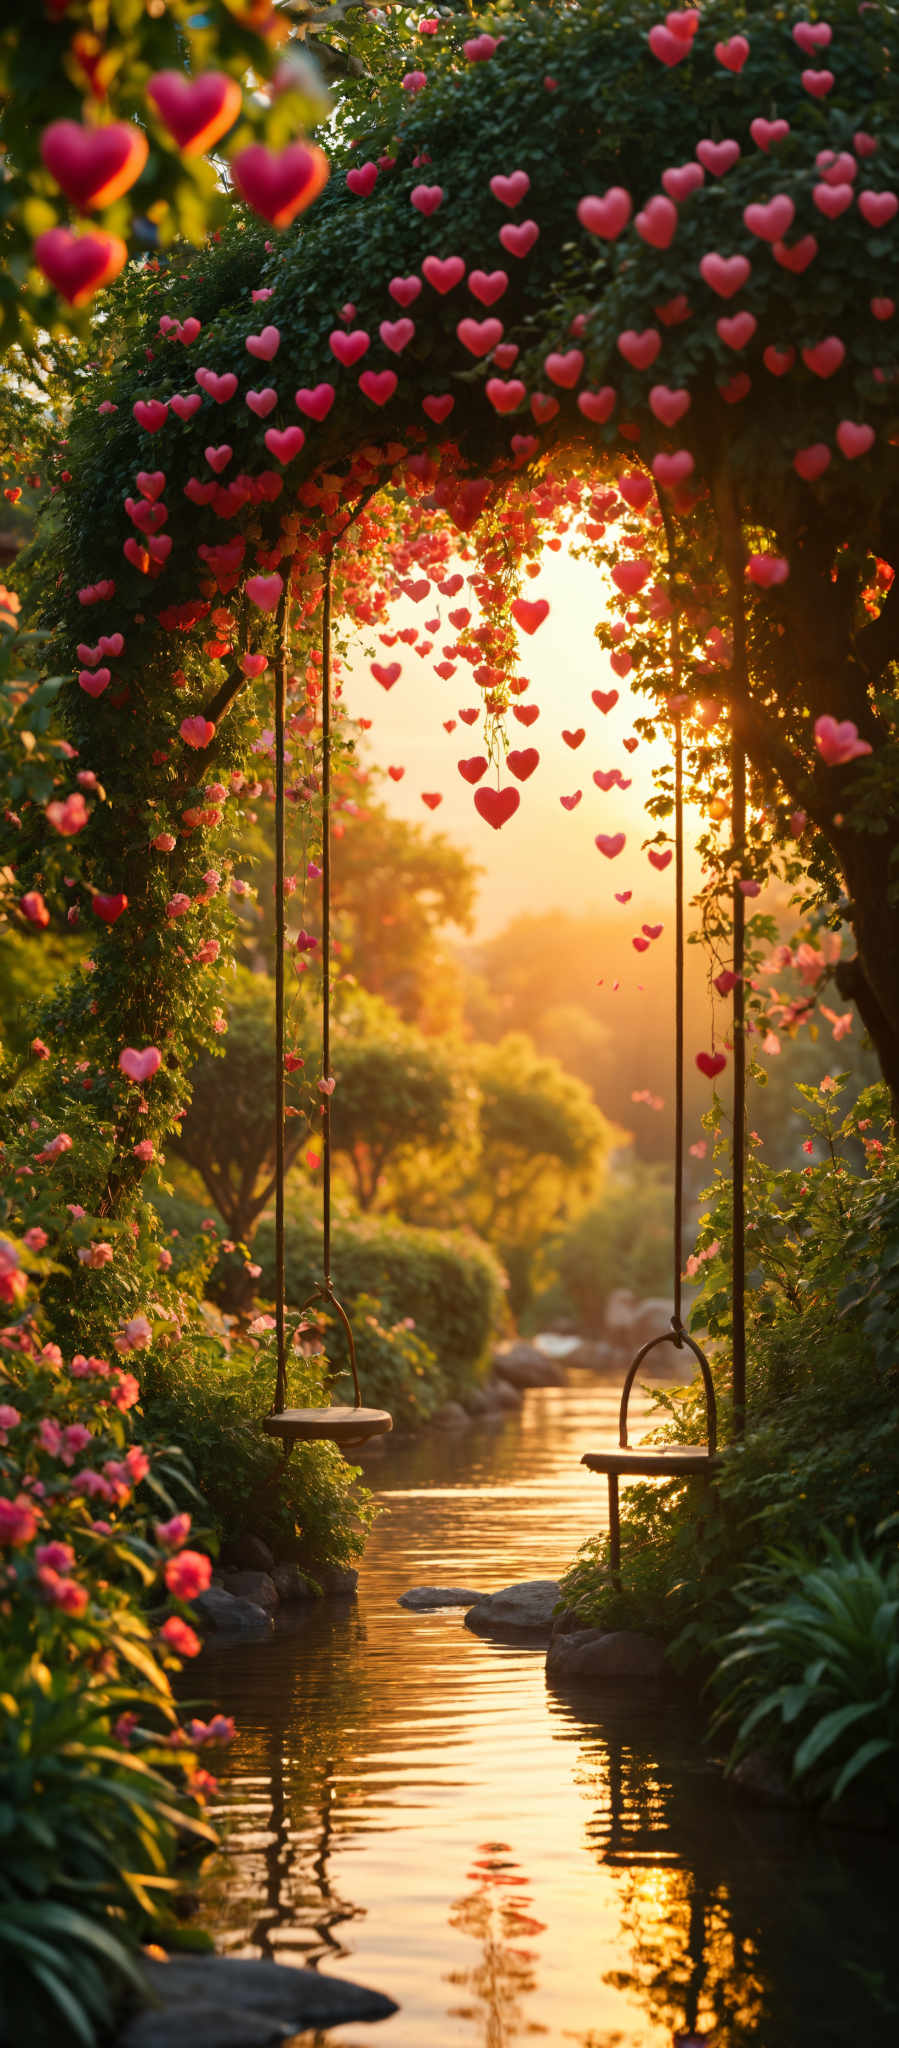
(712, 1533, 899, 1809)
(560, 1083, 899, 1768)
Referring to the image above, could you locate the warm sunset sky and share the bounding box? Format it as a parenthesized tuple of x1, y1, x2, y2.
(339, 539, 707, 940)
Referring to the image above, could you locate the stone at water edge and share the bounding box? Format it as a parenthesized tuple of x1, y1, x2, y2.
(492, 1342, 566, 1388)
(270, 1562, 315, 1601)
(220, 1570, 279, 1610)
(546, 1627, 668, 1683)
(398, 1586, 487, 1609)
(193, 1586, 274, 1634)
(464, 1580, 562, 1641)
(119, 1956, 397, 2048)
(430, 1399, 471, 1428)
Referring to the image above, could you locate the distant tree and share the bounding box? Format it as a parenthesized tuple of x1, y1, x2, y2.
(330, 998, 473, 1209)
(171, 972, 304, 1248)
(333, 801, 480, 1030)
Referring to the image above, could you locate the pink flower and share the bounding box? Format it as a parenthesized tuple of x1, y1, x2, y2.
(31, 1039, 50, 1060)
(125, 1445, 150, 1483)
(0, 1238, 27, 1306)
(155, 1512, 192, 1551)
(0, 1404, 21, 1433)
(34, 1132, 72, 1164)
(43, 1573, 88, 1615)
(39, 1343, 63, 1369)
(201, 869, 221, 894)
(36, 1541, 74, 1573)
(153, 832, 176, 852)
(821, 1006, 854, 1040)
(38, 1417, 63, 1456)
(161, 1614, 201, 1657)
(133, 1140, 155, 1162)
(157, 1247, 173, 1270)
(204, 1714, 236, 1745)
(166, 893, 191, 919)
(101, 1460, 132, 1506)
(165, 1549, 212, 1600)
(70, 1468, 113, 1501)
(190, 1769, 218, 1799)
(46, 791, 90, 836)
(814, 715, 873, 766)
(0, 1494, 41, 1545)
(110, 1370, 141, 1411)
(78, 1240, 114, 1268)
(23, 1227, 48, 1251)
(71, 1353, 110, 1377)
(62, 1423, 93, 1464)
(115, 1711, 138, 1745)
(116, 1313, 152, 1353)
(194, 939, 220, 964)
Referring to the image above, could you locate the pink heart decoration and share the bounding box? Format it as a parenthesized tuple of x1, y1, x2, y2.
(422, 394, 455, 422)
(170, 392, 202, 421)
(696, 139, 740, 177)
(422, 255, 465, 293)
(662, 163, 704, 202)
(246, 388, 278, 417)
(126, 496, 167, 533)
(793, 21, 832, 52)
(246, 325, 280, 361)
(696, 1051, 727, 1079)
(544, 348, 584, 388)
(486, 378, 526, 414)
(648, 24, 691, 65)
(77, 643, 102, 664)
(699, 252, 752, 299)
(457, 316, 504, 357)
(714, 35, 749, 71)
(133, 399, 169, 432)
(750, 117, 790, 151)
(578, 387, 616, 423)
(136, 470, 165, 500)
(380, 317, 415, 353)
(595, 832, 626, 858)
(40, 118, 148, 210)
(389, 275, 422, 307)
(560, 792, 582, 810)
(801, 69, 834, 97)
(330, 328, 370, 366)
(247, 573, 284, 612)
(469, 269, 508, 305)
(610, 649, 632, 677)
(773, 235, 818, 273)
(180, 715, 215, 748)
(195, 369, 238, 402)
(411, 183, 444, 215)
(346, 161, 379, 197)
(615, 890, 632, 903)
(178, 317, 201, 345)
(612, 557, 651, 595)
(511, 597, 549, 634)
(817, 152, 857, 186)
(295, 383, 335, 420)
(633, 936, 650, 953)
(714, 970, 741, 996)
(240, 653, 268, 676)
(836, 420, 875, 459)
(649, 848, 673, 870)
(230, 140, 329, 228)
(530, 392, 559, 423)
(717, 312, 757, 350)
(858, 189, 898, 227)
(635, 195, 678, 249)
(489, 171, 530, 207)
(649, 384, 690, 425)
(747, 554, 789, 587)
(744, 196, 795, 242)
(372, 661, 401, 689)
(617, 328, 661, 369)
(359, 368, 397, 406)
(147, 70, 241, 154)
(643, 923, 664, 940)
(801, 336, 845, 377)
(499, 220, 539, 258)
(119, 1046, 162, 1083)
(813, 182, 854, 219)
(99, 633, 123, 657)
(653, 449, 694, 486)
(79, 667, 110, 696)
(34, 226, 127, 305)
(506, 747, 539, 782)
(793, 443, 831, 480)
(577, 188, 632, 239)
(763, 345, 795, 376)
(871, 297, 895, 320)
(205, 444, 233, 473)
(475, 786, 520, 829)
(265, 425, 305, 462)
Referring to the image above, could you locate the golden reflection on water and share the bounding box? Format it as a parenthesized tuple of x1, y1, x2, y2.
(193, 1374, 899, 2048)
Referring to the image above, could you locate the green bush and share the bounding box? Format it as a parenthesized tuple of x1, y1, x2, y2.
(250, 1205, 505, 1402)
(535, 1162, 673, 1331)
(559, 1081, 899, 1781)
(136, 1331, 376, 1567)
(713, 1534, 899, 1809)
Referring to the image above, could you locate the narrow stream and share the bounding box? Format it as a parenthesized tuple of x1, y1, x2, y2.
(193, 1369, 899, 2046)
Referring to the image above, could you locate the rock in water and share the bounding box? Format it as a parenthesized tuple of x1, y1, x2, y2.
(464, 1580, 561, 1642)
(119, 1956, 398, 2048)
(398, 1586, 485, 1610)
(193, 1587, 274, 1635)
(546, 1627, 667, 1682)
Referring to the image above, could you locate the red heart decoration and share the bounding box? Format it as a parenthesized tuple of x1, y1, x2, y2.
(649, 848, 673, 871)
(475, 785, 520, 829)
(562, 728, 585, 749)
(371, 661, 401, 689)
(696, 1051, 727, 1079)
(513, 704, 539, 726)
(595, 832, 626, 858)
(560, 791, 582, 810)
(506, 747, 539, 782)
(615, 891, 632, 903)
(592, 689, 618, 713)
(387, 765, 405, 782)
(34, 227, 127, 307)
(231, 141, 329, 228)
(458, 707, 479, 725)
(41, 119, 148, 210)
(623, 737, 639, 753)
(147, 70, 242, 155)
(458, 756, 488, 784)
(421, 792, 443, 810)
(511, 597, 549, 634)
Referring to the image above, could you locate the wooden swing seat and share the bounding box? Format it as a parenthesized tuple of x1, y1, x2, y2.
(580, 1324, 720, 1580)
(264, 1405, 393, 1448)
(581, 1445, 718, 1479)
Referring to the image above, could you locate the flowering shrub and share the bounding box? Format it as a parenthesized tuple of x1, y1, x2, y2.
(0, 1237, 232, 2046)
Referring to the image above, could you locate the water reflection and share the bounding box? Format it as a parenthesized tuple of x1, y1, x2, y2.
(192, 1374, 899, 2048)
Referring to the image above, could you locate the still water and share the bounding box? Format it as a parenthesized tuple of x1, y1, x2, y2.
(194, 1371, 899, 2047)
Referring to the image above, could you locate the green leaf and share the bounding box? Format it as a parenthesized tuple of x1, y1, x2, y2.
(793, 1700, 881, 1779)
